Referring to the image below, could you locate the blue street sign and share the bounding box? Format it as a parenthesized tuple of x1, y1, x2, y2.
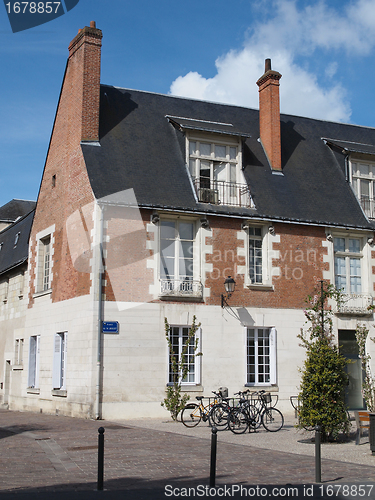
(102, 321, 119, 334)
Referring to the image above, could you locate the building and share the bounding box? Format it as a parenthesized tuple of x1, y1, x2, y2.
(1, 22, 375, 419)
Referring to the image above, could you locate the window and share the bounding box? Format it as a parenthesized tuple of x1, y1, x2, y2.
(37, 235, 51, 292)
(168, 325, 201, 385)
(188, 137, 251, 207)
(14, 339, 24, 366)
(246, 327, 276, 385)
(350, 161, 375, 219)
(28, 335, 40, 388)
(159, 220, 202, 297)
(243, 225, 274, 287)
(334, 237, 362, 294)
(52, 332, 67, 390)
(249, 227, 263, 284)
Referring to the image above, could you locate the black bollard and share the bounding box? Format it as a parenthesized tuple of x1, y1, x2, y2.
(98, 427, 105, 491)
(210, 426, 217, 488)
(315, 425, 321, 483)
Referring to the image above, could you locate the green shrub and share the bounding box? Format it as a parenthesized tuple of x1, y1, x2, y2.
(298, 283, 349, 441)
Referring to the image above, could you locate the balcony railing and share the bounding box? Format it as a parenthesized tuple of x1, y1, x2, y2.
(336, 293, 373, 316)
(359, 197, 375, 219)
(159, 279, 203, 299)
(193, 179, 253, 208)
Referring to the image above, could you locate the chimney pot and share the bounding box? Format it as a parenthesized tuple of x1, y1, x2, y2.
(90, 21, 96, 28)
(265, 58, 271, 72)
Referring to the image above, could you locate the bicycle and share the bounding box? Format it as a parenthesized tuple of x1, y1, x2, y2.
(210, 389, 253, 430)
(228, 390, 284, 434)
(181, 391, 225, 428)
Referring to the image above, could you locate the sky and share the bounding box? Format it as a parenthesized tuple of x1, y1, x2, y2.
(1, 0, 375, 207)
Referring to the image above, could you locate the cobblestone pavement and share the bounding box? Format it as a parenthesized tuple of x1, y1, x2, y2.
(0, 409, 374, 499)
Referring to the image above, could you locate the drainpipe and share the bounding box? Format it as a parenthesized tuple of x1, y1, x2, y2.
(95, 202, 104, 420)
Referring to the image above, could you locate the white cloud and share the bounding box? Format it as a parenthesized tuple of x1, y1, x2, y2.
(170, 0, 375, 122)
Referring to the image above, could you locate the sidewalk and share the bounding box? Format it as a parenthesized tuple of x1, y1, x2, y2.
(0, 409, 374, 499)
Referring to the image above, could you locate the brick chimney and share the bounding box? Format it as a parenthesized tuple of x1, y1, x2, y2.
(68, 21, 102, 142)
(256, 59, 282, 172)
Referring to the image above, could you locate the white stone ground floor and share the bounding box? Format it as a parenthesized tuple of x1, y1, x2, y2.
(1, 296, 374, 419)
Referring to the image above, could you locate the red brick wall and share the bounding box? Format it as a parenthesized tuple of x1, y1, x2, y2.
(28, 25, 102, 307)
(205, 219, 327, 309)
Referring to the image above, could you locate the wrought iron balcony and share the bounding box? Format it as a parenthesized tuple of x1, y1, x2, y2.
(159, 279, 203, 299)
(193, 179, 253, 208)
(336, 293, 373, 316)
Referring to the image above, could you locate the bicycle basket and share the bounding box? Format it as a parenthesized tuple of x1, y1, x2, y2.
(218, 387, 228, 398)
(263, 393, 272, 404)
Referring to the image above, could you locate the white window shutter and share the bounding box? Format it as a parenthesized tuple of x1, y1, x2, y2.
(28, 337, 36, 387)
(61, 332, 67, 390)
(269, 327, 277, 385)
(35, 336, 40, 389)
(52, 334, 62, 389)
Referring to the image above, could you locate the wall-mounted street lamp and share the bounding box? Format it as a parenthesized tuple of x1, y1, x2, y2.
(221, 276, 236, 309)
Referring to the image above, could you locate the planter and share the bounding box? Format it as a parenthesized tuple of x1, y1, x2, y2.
(369, 413, 375, 455)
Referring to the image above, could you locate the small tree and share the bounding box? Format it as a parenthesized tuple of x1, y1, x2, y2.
(355, 323, 375, 412)
(161, 316, 202, 421)
(298, 282, 350, 441)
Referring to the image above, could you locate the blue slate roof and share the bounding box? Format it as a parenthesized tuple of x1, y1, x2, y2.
(0, 210, 34, 275)
(81, 85, 375, 230)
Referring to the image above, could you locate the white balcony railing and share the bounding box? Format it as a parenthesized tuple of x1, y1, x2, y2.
(193, 179, 253, 208)
(336, 293, 373, 316)
(159, 279, 203, 299)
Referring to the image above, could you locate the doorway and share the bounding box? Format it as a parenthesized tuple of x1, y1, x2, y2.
(338, 330, 364, 410)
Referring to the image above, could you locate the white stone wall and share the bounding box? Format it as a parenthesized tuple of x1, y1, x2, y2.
(8, 294, 97, 418)
(98, 301, 337, 420)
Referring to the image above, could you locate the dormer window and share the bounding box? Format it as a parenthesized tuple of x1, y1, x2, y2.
(166, 116, 252, 208)
(350, 161, 375, 219)
(188, 136, 252, 207)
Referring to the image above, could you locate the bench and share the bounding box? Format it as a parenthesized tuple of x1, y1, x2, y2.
(354, 410, 370, 445)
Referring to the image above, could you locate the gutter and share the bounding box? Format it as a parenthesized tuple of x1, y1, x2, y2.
(95, 202, 105, 420)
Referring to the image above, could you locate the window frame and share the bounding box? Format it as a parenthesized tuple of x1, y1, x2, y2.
(14, 339, 25, 366)
(243, 225, 273, 288)
(158, 217, 202, 298)
(188, 137, 240, 184)
(333, 235, 363, 295)
(34, 226, 54, 296)
(245, 327, 277, 386)
(167, 325, 201, 386)
(349, 159, 375, 218)
(186, 132, 249, 207)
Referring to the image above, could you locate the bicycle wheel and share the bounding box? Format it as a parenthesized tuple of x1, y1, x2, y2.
(210, 403, 230, 430)
(181, 404, 202, 427)
(245, 403, 261, 429)
(228, 408, 249, 434)
(261, 407, 284, 432)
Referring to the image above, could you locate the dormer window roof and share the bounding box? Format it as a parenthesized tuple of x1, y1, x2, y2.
(323, 138, 375, 156)
(166, 115, 250, 139)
